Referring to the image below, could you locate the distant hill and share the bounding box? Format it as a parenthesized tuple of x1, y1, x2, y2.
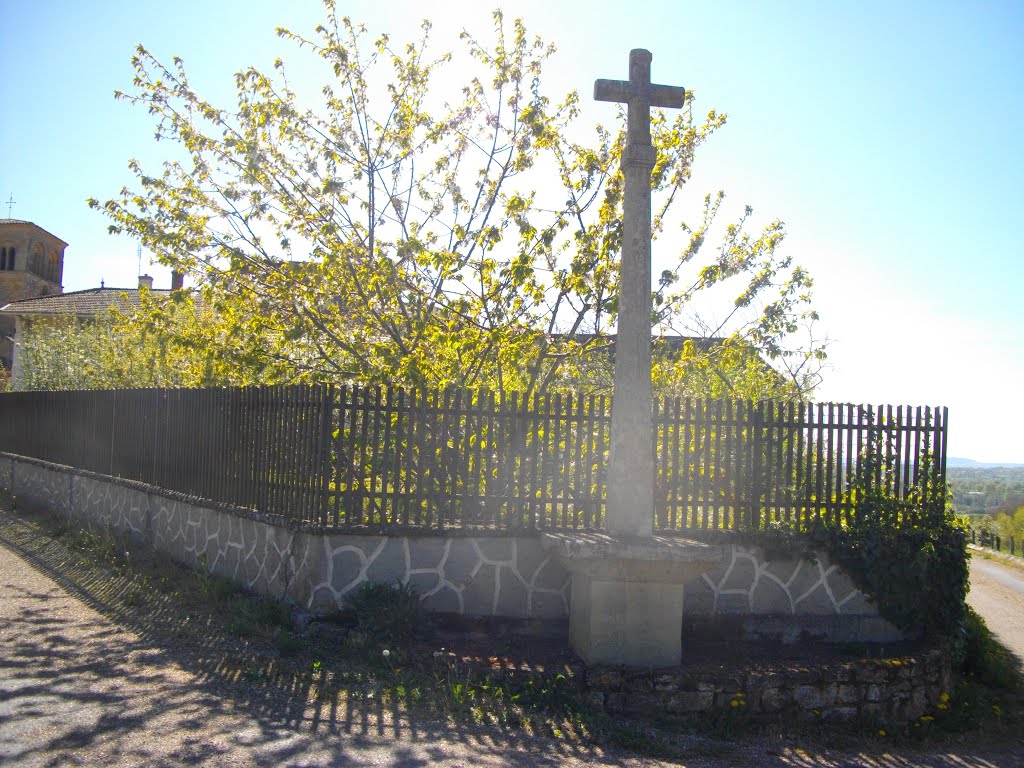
(948, 457, 1024, 469)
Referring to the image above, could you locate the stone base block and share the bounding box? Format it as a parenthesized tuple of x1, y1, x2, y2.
(543, 532, 722, 667)
(570, 573, 686, 666)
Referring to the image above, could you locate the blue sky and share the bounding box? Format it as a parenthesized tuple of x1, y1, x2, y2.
(2, 0, 1022, 462)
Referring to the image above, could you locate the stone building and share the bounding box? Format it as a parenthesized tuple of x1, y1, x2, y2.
(0, 220, 67, 371)
(0, 277, 173, 389)
(0, 219, 187, 388)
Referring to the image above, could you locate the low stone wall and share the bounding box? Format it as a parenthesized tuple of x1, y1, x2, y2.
(2, 453, 570, 619)
(586, 646, 952, 724)
(684, 543, 903, 643)
(0, 452, 896, 640)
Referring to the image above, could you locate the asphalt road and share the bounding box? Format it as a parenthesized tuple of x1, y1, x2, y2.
(971, 558, 1024, 594)
(0, 532, 1022, 767)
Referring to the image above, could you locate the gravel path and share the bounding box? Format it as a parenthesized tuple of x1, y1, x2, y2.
(0, 520, 1022, 767)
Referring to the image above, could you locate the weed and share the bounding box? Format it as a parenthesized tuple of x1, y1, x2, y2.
(254, 595, 293, 629)
(74, 523, 135, 576)
(345, 580, 422, 645)
(196, 555, 237, 603)
(510, 672, 576, 715)
(241, 665, 262, 682)
(273, 629, 302, 656)
(227, 615, 257, 638)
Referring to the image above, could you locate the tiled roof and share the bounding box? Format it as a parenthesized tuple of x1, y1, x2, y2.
(0, 287, 170, 317)
(0, 219, 69, 245)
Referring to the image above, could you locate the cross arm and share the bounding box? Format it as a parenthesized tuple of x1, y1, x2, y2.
(594, 79, 631, 104)
(594, 79, 686, 109)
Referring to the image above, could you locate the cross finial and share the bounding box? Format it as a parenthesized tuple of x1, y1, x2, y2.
(4, 194, 14, 218)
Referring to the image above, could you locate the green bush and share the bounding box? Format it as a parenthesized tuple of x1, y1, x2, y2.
(738, 432, 972, 640)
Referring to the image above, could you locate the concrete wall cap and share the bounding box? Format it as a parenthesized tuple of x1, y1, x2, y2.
(542, 532, 722, 583)
(541, 532, 721, 562)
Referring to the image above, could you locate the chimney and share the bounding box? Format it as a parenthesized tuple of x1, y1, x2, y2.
(171, 270, 184, 291)
(138, 274, 153, 290)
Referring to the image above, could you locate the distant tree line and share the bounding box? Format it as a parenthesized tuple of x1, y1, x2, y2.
(949, 467, 1024, 515)
(950, 466, 1024, 545)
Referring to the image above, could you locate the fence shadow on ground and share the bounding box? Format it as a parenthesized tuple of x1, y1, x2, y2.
(1, 503, 1021, 768)
(0, 505, 649, 767)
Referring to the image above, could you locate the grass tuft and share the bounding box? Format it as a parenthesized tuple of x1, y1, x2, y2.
(960, 606, 1022, 691)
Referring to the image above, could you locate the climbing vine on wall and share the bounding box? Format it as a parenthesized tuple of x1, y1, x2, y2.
(822, 439, 969, 638)
(722, 430, 970, 639)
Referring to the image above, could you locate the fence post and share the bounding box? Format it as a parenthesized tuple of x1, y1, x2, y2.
(318, 384, 334, 527)
(747, 402, 762, 531)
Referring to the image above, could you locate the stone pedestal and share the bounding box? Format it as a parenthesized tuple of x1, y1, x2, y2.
(543, 532, 721, 667)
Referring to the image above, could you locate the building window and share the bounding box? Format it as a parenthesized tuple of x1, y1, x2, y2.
(0, 247, 5, 270)
(0, 246, 14, 271)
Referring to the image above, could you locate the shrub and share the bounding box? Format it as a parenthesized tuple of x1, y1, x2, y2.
(742, 431, 971, 640)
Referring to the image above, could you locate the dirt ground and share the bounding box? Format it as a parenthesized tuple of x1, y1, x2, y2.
(1, 509, 1022, 767)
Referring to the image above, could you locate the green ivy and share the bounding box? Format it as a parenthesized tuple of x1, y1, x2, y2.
(820, 437, 969, 638)
(730, 431, 970, 640)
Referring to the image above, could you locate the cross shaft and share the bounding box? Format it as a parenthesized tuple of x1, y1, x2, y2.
(595, 50, 684, 539)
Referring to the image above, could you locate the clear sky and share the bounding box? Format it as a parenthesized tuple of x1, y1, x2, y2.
(2, 0, 1022, 463)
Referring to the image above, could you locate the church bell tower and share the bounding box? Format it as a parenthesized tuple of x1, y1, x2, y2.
(0, 219, 66, 370)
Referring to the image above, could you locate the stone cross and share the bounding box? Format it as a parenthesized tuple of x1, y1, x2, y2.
(595, 50, 684, 538)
